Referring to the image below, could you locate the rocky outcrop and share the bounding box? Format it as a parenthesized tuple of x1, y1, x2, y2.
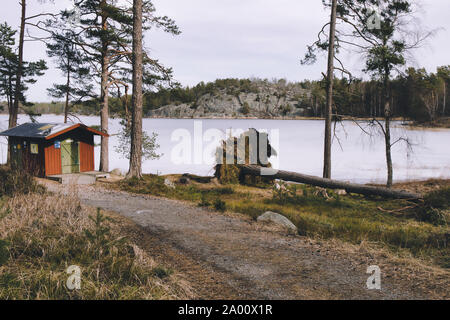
(148, 80, 313, 118)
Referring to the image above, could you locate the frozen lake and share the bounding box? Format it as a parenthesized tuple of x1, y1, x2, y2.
(0, 114, 449, 184)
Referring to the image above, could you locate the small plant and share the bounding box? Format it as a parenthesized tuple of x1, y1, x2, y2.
(115, 121, 162, 161)
(84, 208, 122, 260)
(0, 240, 9, 266)
(272, 181, 298, 203)
(152, 266, 173, 279)
(213, 199, 227, 212)
(198, 195, 211, 207)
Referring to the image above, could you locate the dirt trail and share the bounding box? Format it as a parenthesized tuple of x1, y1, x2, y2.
(45, 182, 449, 300)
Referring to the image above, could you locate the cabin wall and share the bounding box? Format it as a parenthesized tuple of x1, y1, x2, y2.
(46, 128, 95, 175)
(79, 136, 94, 172)
(9, 137, 45, 177)
(44, 140, 62, 176)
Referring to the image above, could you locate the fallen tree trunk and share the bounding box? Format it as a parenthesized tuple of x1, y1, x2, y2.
(240, 165, 422, 200)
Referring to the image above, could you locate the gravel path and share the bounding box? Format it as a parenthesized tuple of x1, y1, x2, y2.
(45, 182, 449, 300)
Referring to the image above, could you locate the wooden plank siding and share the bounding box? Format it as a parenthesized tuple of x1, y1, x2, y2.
(22, 139, 45, 177)
(44, 142, 62, 176)
(79, 139, 94, 172)
(9, 137, 46, 177)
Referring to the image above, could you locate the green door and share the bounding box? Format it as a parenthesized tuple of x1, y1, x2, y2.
(61, 139, 80, 174)
(11, 143, 23, 170)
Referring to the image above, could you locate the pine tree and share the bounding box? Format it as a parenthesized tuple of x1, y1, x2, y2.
(127, 0, 144, 178)
(50, 0, 180, 172)
(0, 22, 47, 119)
(303, 0, 432, 188)
(46, 31, 93, 123)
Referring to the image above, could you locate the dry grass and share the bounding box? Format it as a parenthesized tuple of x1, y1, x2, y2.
(0, 192, 193, 300)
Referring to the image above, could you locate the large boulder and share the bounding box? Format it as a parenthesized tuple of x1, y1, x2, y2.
(257, 211, 297, 233)
(110, 168, 124, 176)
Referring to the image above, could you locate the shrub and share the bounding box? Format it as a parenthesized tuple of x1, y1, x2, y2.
(198, 195, 211, 207)
(0, 167, 45, 197)
(0, 239, 9, 266)
(241, 102, 251, 115)
(416, 188, 450, 225)
(424, 187, 450, 209)
(416, 207, 448, 226)
(213, 199, 227, 212)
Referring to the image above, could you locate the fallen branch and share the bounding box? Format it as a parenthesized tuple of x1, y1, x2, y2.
(377, 205, 418, 216)
(240, 165, 423, 200)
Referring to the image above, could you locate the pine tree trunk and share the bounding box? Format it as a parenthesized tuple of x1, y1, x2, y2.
(323, 0, 337, 179)
(8, 0, 26, 164)
(127, 0, 144, 179)
(64, 56, 70, 124)
(99, 7, 109, 173)
(383, 76, 393, 189)
(384, 113, 393, 188)
(10, 0, 26, 129)
(125, 85, 131, 130)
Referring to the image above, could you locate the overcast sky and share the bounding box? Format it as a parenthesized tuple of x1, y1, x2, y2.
(1, 0, 449, 102)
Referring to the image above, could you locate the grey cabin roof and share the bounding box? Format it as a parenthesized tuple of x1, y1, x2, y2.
(0, 123, 107, 139)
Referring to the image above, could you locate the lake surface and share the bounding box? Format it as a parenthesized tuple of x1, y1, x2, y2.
(1, 114, 449, 184)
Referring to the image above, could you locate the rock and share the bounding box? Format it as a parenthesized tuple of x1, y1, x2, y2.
(110, 168, 124, 176)
(164, 178, 176, 189)
(146, 79, 311, 119)
(336, 189, 347, 196)
(257, 211, 297, 233)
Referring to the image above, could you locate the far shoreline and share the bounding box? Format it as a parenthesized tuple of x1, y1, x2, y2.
(2, 112, 450, 129)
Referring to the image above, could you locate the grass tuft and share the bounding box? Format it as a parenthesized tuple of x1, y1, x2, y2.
(0, 166, 46, 196)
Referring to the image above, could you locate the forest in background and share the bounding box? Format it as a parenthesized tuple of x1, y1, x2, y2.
(2, 65, 448, 122)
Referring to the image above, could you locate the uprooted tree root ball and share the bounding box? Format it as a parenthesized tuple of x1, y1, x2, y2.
(214, 129, 276, 186)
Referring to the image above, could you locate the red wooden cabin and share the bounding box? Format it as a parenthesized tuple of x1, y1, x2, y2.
(0, 123, 108, 177)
